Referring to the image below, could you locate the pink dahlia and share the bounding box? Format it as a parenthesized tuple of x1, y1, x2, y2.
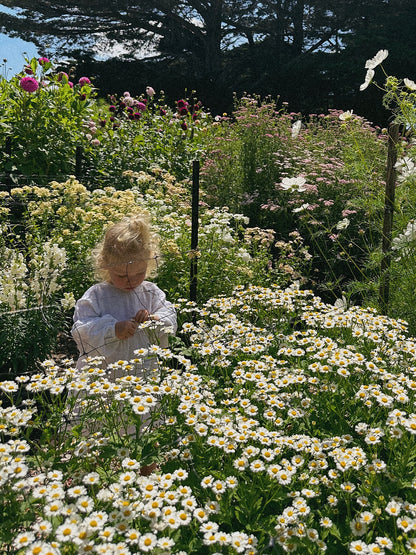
(38, 57, 50, 65)
(78, 76, 91, 87)
(20, 77, 39, 93)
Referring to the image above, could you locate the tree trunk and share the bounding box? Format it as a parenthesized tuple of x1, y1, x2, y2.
(292, 0, 305, 55)
(201, 0, 223, 80)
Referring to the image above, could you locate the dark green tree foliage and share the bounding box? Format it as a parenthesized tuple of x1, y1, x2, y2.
(0, 1, 415, 122)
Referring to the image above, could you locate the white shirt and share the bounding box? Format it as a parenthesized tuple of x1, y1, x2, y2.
(71, 280, 177, 369)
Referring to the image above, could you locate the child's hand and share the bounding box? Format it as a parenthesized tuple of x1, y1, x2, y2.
(134, 309, 151, 324)
(115, 320, 138, 340)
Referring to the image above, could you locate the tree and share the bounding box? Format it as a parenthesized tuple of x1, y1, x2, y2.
(1, 0, 415, 122)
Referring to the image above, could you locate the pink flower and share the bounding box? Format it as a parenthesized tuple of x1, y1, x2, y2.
(38, 57, 50, 65)
(20, 77, 39, 93)
(78, 76, 91, 87)
(136, 102, 146, 112)
(57, 72, 68, 82)
(146, 86, 155, 97)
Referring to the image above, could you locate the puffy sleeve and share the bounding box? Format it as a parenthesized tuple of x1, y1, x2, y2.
(71, 288, 119, 362)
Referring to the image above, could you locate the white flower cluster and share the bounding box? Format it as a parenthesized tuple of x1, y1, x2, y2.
(30, 241, 67, 302)
(0, 240, 67, 311)
(0, 247, 28, 310)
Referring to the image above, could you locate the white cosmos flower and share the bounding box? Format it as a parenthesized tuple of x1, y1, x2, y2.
(365, 49, 389, 69)
(404, 78, 416, 90)
(334, 296, 348, 310)
(339, 110, 354, 121)
(280, 176, 307, 192)
(360, 68, 375, 91)
(336, 218, 350, 230)
(291, 120, 302, 138)
(395, 156, 416, 182)
(293, 203, 310, 213)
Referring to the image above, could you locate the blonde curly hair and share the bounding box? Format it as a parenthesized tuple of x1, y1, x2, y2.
(93, 214, 160, 281)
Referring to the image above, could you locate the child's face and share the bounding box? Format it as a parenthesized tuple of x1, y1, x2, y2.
(108, 260, 148, 292)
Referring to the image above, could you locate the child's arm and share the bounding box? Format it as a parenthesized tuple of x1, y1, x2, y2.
(72, 297, 122, 360)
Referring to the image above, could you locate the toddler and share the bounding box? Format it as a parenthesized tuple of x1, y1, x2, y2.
(71, 214, 177, 371)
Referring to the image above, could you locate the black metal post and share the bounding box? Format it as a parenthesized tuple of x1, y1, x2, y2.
(75, 145, 83, 178)
(5, 136, 12, 191)
(379, 122, 399, 314)
(190, 160, 200, 303)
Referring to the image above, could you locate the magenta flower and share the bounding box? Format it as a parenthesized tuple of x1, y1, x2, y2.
(57, 71, 68, 82)
(38, 57, 50, 65)
(19, 77, 39, 93)
(78, 76, 91, 87)
(136, 102, 146, 112)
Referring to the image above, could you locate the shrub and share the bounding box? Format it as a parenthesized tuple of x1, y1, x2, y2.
(0, 57, 96, 181)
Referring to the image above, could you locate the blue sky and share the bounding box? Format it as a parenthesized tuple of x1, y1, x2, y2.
(0, 33, 39, 78)
(0, 4, 39, 78)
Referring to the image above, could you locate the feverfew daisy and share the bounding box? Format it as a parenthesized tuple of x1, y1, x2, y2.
(138, 533, 158, 552)
(67, 485, 87, 498)
(157, 537, 175, 550)
(55, 521, 80, 542)
(12, 532, 36, 549)
(82, 472, 100, 486)
(349, 539, 369, 553)
(125, 529, 141, 544)
(385, 499, 401, 516)
(24, 542, 60, 555)
(76, 495, 94, 513)
(375, 537, 392, 550)
(320, 516, 333, 528)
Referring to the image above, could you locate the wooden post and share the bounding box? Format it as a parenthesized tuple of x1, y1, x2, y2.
(190, 160, 200, 303)
(379, 122, 400, 314)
